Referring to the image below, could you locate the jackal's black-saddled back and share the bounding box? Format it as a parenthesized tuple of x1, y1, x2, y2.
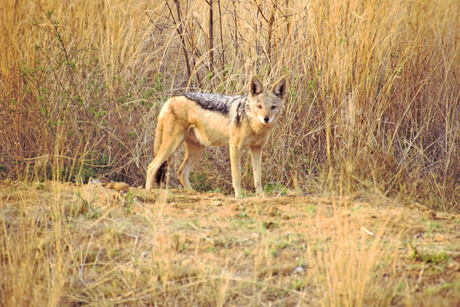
(184, 93, 245, 115)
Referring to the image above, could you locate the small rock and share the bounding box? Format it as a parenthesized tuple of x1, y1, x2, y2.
(291, 266, 306, 275)
(113, 182, 129, 193)
(424, 210, 436, 219)
(88, 178, 102, 186)
(268, 206, 279, 217)
(97, 178, 110, 185)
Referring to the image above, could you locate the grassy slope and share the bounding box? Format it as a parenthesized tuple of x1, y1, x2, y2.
(1, 181, 459, 306)
(0, 0, 458, 210)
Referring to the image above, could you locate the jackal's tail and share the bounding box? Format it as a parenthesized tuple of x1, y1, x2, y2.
(153, 119, 168, 185)
(156, 161, 168, 186)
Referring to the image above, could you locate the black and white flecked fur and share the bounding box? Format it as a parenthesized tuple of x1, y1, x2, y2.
(184, 93, 249, 126)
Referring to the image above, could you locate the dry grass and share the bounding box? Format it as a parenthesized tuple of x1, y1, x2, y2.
(1, 180, 459, 306)
(0, 0, 459, 210)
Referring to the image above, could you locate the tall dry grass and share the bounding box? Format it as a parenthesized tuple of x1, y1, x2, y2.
(0, 0, 458, 210)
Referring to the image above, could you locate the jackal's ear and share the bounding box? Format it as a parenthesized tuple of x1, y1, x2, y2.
(271, 77, 287, 99)
(250, 76, 264, 96)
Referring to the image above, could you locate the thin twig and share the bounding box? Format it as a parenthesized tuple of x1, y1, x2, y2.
(168, 0, 191, 79)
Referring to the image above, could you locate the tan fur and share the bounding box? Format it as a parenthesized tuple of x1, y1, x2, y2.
(146, 76, 287, 197)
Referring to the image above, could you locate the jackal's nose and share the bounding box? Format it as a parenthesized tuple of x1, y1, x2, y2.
(264, 116, 270, 123)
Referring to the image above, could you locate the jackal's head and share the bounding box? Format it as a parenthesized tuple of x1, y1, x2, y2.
(248, 76, 287, 125)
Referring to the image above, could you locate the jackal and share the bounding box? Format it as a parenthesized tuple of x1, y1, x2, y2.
(145, 76, 287, 197)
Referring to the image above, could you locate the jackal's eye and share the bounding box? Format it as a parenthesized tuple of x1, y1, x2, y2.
(271, 105, 277, 110)
(257, 104, 262, 109)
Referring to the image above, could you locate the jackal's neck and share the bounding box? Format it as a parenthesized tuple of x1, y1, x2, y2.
(247, 114, 276, 135)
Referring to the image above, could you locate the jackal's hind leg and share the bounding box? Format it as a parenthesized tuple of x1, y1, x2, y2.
(178, 140, 205, 190)
(145, 127, 185, 190)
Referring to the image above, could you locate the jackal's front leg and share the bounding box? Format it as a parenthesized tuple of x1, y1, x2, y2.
(229, 144, 243, 198)
(250, 145, 264, 196)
